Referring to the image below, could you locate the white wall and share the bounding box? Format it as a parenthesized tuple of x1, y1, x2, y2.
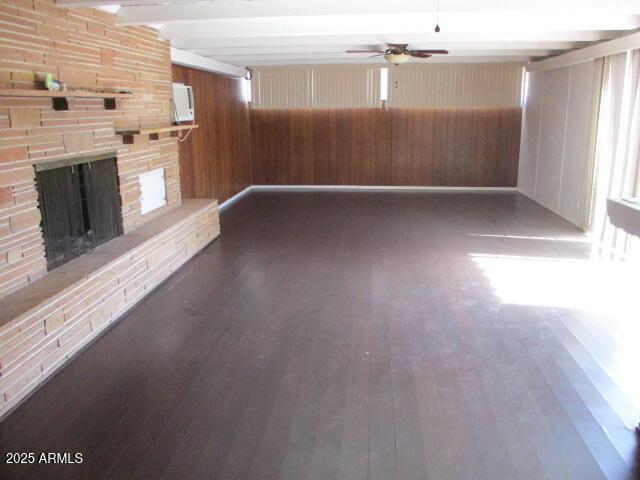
(518, 60, 598, 228)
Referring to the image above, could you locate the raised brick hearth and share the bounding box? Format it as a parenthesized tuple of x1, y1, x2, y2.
(0, 199, 219, 418)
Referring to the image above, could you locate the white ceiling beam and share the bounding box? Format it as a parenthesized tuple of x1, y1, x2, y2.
(189, 42, 587, 57)
(527, 30, 640, 71)
(156, 13, 640, 37)
(171, 31, 623, 50)
(170, 48, 246, 78)
(118, 1, 640, 25)
(61, 0, 640, 12)
(212, 50, 556, 64)
(243, 56, 531, 66)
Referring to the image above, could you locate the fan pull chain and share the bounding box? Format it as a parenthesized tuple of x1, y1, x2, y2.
(435, 0, 441, 33)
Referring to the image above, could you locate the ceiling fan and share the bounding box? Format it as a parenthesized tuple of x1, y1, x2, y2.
(346, 44, 449, 65)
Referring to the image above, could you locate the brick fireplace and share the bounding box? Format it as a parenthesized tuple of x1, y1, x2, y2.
(0, 0, 220, 418)
(0, 2, 184, 297)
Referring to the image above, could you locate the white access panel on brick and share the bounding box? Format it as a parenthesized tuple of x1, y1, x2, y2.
(139, 168, 166, 215)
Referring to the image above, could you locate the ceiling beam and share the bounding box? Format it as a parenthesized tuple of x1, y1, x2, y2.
(211, 50, 557, 64)
(105, 0, 640, 22)
(171, 31, 624, 50)
(527, 30, 640, 71)
(153, 13, 640, 37)
(170, 48, 246, 78)
(188, 42, 588, 57)
(243, 56, 532, 66)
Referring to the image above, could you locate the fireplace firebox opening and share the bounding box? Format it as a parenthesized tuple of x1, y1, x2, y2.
(35, 154, 123, 270)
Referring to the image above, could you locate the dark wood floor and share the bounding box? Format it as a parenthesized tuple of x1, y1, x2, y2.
(1, 192, 638, 480)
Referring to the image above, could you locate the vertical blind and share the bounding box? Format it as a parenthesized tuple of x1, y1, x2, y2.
(252, 67, 314, 109)
(252, 65, 380, 109)
(590, 49, 640, 258)
(311, 67, 380, 108)
(388, 63, 524, 108)
(251, 63, 524, 109)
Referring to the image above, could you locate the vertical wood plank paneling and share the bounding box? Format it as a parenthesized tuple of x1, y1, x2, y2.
(509, 107, 523, 186)
(373, 108, 391, 185)
(249, 107, 521, 187)
(432, 109, 443, 185)
(312, 110, 322, 184)
(336, 110, 348, 184)
(172, 64, 252, 202)
(455, 108, 466, 185)
(391, 109, 404, 185)
(275, 110, 286, 184)
(416, 109, 425, 183)
(470, 109, 480, 187)
(475, 109, 488, 187)
(328, 109, 338, 184)
(484, 109, 500, 187)
(360, 109, 371, 184)
(461, 108, 475, 186)
(438, 109, 448, 186)
(287, 110, 301, 183)
(422, 109, 434, 183)
(446, 109, 457, 185)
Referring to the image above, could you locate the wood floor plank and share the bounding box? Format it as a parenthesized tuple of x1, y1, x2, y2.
(1, 192, 637, 480)
(367, 266, 399, 480)
(336, 295, 371, 480)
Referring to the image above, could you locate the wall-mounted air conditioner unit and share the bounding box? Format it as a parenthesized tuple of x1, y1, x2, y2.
(172, 83, 194, 122)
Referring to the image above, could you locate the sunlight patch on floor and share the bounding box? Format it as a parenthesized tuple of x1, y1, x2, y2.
(471, 252, 640, 416)
(470, 253, 635, 314)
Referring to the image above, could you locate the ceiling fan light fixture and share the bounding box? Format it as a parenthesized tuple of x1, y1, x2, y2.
(385, 53, 411, 65)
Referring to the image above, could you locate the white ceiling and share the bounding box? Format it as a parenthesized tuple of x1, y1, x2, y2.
(58, 0, 640, 66)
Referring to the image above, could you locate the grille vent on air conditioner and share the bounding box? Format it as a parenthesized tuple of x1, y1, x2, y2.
(172, 83, 194, 122)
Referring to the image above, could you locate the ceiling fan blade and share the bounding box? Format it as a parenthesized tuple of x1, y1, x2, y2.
(410, 49, 449, 55)
(410, 52, 433, 59)
(368, 53, 387, 58)
(346, 50, 386, 54)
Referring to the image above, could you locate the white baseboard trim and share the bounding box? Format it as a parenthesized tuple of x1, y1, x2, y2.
(251, 185, 518, 193)
(219, 185, 518, 212)
(218, 185, 252, 211)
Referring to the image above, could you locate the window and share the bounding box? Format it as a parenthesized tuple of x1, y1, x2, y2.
(520, 69, 529, 107)
(380, 67, 389, 102)
(242, 77, 252, 103)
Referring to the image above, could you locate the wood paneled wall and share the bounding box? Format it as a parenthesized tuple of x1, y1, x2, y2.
(172, 65, 251, 202)
(250, 107, 521, 187)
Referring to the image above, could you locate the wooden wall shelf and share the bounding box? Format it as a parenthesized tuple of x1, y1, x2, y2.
(117, 124, 198, 143)
(0, 88, 137, 99)
(1, 88, 137, 112)
(116, 125, 198, 136)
